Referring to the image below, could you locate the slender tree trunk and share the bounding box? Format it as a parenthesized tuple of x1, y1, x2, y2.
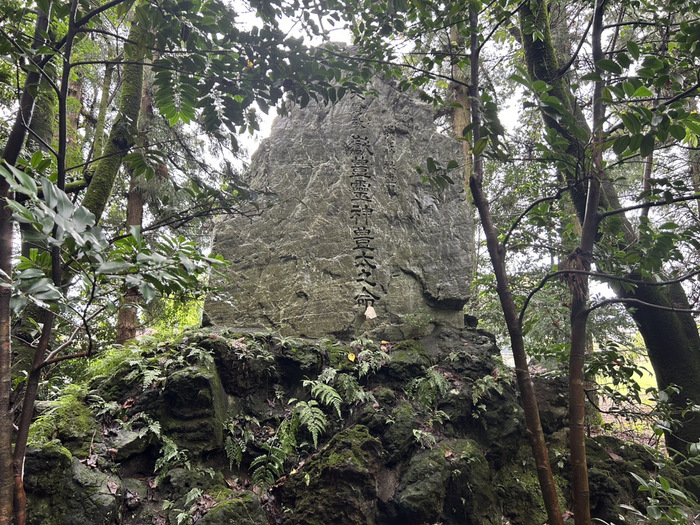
(465, 7, 563, 524)
(92, 61, 116, 164)
(519, 0, 700, 492)
(116, 176, 144, 344)
(0, 7, 50, 522)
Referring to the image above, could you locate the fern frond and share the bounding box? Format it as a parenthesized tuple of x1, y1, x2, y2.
(296, 400, 327, 448)
(317, 367, 337, 384)
(304, 379, 342, 418)
(277, 412, 300, 455)
(225, 436, 244, 470)
(250, 443, 285, 488)
(336, 373, 375, 405)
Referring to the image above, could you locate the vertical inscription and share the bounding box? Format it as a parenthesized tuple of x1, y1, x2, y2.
(348, 96, 379, 313)
(382, 124, 398, 196)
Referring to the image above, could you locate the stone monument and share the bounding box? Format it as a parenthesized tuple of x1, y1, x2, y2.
(205, 77, 474, 339)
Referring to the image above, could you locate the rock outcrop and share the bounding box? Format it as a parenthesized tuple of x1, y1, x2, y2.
(24, 327, 683, 524)
(205, 78, 474, 339)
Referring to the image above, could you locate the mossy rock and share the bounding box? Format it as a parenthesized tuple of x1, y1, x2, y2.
(28, 390, 100, 458)
(25, 445, 121, 525)
(197, 491, 267, 524)
(197, 335, 279, 396)
(584, 435, 692, 523)
(493, 444, 565, 525)
(394, 438, 498, 525)
(89, 356, 148, 402)
(325, 343, 359, 373)
(381, 401, 418, 465)
(24, 442, 73, 497)
(160, 361, 227, 454)
(379, 340, 432, 384)
(276, 343, 324, 384)
(279, 425, 383, 525)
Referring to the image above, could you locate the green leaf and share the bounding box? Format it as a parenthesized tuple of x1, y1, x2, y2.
(627, 40, 640, 60)
(140, 282, 157, 303)
(596, 59, 622, 74)
(633, 85, 653, 97)
(668, 124, 686, 141)
(0, 163, 37, 196)
(642, 56, 664, 70)
(580, 72, 602, 81)
(532, 80, 549, 92)
(72, 206, 96, 231)
(619, 112, 641, 135)
(646, 506, 662, 519)
(473, 138, 488, 156)
(640, 133, 655, 157)
(613, 135, 630, 155)
(96, 261, 133, 274)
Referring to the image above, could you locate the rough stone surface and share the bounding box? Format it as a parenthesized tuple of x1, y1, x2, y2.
(206, 78, 474, 339)
(25, 445, 122, 525)
(197, 492, 267, 524)
(277, 425, 383, 525)
(24, 328, 688, 525)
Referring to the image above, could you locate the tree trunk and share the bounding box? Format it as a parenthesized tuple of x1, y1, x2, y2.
(0, 7, 50, 522)
(519, 0, 700, 490)
(620, 282, 700, 456)
(116, 176, 145, 344)
(92, 61, 116, 163)
(81, 22, 145, 223)
(465, 7, 564, 524)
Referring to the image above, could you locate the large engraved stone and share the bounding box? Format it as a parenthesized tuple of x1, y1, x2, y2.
(205, 78, 474, 339)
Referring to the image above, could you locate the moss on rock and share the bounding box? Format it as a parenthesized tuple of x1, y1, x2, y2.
(379, 340, 432, 384)
(197, 491, 267, 524)
(395, 438, 498, 524)
(279, 425, 383, 525)
(28, 388, 99, 457)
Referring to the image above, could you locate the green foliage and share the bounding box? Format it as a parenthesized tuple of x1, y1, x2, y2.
(223, 415, 259, 470)
(414, 158, 457, 190)
(303, 373, 342, 418)
(335, 373, 376, 406)
(148, 298, 203, 341)
(407, 366, 449, 409)
(250, 443, 286, 489)
(614, 471, 699, 524)
(412, 428, 437, 449)
(291, 400, 328, 449)
(27, 384, 95, 447)
(349, 339, 390, 379)
(134, 413, 191, 485)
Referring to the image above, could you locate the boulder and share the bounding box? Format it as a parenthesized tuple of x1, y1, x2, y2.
(206, 77, 474, 339)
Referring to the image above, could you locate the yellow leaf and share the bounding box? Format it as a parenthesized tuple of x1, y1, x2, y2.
(348, 353, 356, 362)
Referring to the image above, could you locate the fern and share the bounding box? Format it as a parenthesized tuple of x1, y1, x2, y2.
(303, 378, 342, 418)
(336, 373, 375, 405)
(408, 366, 449, 408)
(154, 434, 190, 484)
(223, 416, 259, 470)
(277, 411, 300, 455)
(295, 400, 327, 448)
(125, 359, 165, 390)
(225, 436, 244, 470)
(356, 347, 390, 379)
(317, 367, 337, 384)
(250, 443, 285, 488)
